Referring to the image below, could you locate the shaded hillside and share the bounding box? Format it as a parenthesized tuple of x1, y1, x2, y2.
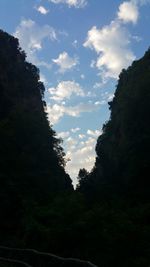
(72, 50, 150, 266)
(78, 48, 150, 196)
(0, 29, 73, 240)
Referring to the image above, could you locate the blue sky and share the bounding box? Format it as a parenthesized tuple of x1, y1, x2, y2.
(0, 0, 150, 185)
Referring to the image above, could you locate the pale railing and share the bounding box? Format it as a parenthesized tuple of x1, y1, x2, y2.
(0, 246, 98, 267)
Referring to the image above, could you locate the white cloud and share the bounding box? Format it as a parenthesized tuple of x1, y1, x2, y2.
(46, 102, 100, 124)
(118, 1, 139, 24)
(90, 60, 96, 68)
(94, 101, 101, 105)
(87, 129, 102, 137)
(93, 82, 104, 89)
(57, 131, 70, 138)
(80, 74, 85, 79)
(65, 135, 98, 186)
(48, 80, 84, 102)
(71, 127, 80, 133)
(40, 73, 48, 85)
(132, 35, 142, 42)
(83, 0, 150, 79)
(87, 91, 96, 97)
(46, 104, 64, 124)
(79, 134, 86, 139)
(66, 136, 78, 147)
(84, 21, 135, 79)
(56, 127, 103, 186)
(48, 0, 87, 8)
(36, 5, 49, 14)
(72, 40, 78, 48)
(101, 91, 114, 103)
(14, 19, 57, 68)
(52, 52, 78, 73)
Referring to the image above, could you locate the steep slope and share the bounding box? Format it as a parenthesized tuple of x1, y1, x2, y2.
(0, 29, 73, 238)
(78, 48, 150, 194)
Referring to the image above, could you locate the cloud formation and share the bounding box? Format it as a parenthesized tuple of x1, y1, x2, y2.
(57, 131, 70, 138)
(118, 1, 139, 24)
(71, 127, 80, 133)
(36, 6, 49, 15)
(87, 129, 102, 137)
(58, 128, 80, 140)
(52, 52, 78, 73)
(46, 102, 100, 124)
(48, 0, 87, 8)
(84, 21, 135, 79)
(64, 133, 100, 185)
(83, 0, 150, 79)
(48, 80, 84, 101)
(56, 128, 102, 186)
(15, 19, 57, 68)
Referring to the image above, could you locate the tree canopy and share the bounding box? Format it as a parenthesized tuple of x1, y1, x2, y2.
(0, 29, 73, 237)
(78, 48, 150, 197)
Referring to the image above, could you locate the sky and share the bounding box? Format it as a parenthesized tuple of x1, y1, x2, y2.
(0, 0, 150, 186)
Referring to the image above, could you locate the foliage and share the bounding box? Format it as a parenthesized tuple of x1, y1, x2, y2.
(12, 193, 150, 267)
(78, 48, 150, 196)
(0, 29, 73, 241)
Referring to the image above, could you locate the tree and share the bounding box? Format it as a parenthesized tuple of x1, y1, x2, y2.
(0, 29, 73, 240)
(78, 168, 89, 181)
(77, 48, 150, 195)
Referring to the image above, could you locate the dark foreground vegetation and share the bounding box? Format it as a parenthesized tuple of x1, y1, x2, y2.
(0, 30, 150, 267)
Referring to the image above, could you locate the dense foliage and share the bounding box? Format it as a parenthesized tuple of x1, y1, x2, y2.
(78, 49, 150, 198)
(0, 30, 150, 267)
(0, 29, 72, 242)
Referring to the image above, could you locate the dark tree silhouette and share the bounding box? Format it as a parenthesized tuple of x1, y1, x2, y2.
(0, 29, 73, 239)
(78, 48, 150, 196)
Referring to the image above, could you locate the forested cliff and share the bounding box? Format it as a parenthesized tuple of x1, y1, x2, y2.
(0, 29, 73, 242)
(0, 29, 72, 195)
(78, 49, 150, 197)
